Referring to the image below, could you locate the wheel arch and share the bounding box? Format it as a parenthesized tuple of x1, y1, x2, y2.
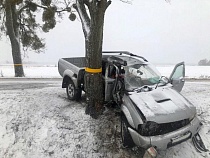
(62, 70, 78, 88)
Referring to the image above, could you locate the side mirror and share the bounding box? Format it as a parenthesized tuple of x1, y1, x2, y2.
(161, 76, 169, 84)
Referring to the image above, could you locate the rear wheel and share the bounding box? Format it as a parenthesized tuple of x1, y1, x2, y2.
(121, 114, 135, 148)
(66, 80, 81, 101)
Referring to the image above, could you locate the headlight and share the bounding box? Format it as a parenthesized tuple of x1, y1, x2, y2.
(138, 121, 160, 136)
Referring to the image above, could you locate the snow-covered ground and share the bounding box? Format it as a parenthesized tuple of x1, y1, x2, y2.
(0, 65, 60, 78)
(0, 65, 210, 158)
(0, 80, 210, 158)
(157, 65, 210, 79)
(1, 65, 210, 79)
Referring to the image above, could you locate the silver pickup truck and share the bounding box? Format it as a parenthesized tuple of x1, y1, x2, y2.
(58, 57, 86, 101)
(58, 51, 204, 153)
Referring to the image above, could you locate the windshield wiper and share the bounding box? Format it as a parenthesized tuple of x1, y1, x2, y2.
(155, 76, 169, 89)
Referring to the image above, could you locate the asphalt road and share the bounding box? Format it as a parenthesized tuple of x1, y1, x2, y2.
(0, 78, 209, 90)
(0, 78, 62, 90)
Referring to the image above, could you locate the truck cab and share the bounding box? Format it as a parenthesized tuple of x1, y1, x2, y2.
(101, 52, 186, 105)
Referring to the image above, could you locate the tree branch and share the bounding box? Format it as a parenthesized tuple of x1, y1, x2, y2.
(18, 2, 70, 15)
(105, 0, 111, 10)
(84, 0, 90, 8)
(33, 3, 48, 10)
(64, 0, 71, 6)
(75, 0, 90, 38)
(119, 0, 132, 5)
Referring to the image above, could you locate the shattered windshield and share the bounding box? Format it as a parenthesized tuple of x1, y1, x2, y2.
(124, 63, 161, 90)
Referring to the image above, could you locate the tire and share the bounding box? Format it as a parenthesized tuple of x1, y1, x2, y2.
(66, 80, 81, 101)
(121, 114, 135, 148)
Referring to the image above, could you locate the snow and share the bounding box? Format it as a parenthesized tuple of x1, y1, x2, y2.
(157, 65, 210, 79)
(0, 65, 61, 78)
(0, 66, 210, 157)
(0, 80, 210, 158)
(1, 65, 210, 79)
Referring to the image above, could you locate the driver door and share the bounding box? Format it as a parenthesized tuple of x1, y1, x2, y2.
(169, 62, 185, 92)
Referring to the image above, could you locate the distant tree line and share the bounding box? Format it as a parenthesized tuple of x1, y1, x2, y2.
(198, 59, 210, 66)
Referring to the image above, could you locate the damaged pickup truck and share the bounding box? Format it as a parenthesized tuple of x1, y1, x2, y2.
(58, 51, 205, 154)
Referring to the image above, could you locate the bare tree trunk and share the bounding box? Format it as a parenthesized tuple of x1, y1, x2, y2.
(85, 1, 109, 119)
(76, 0, 110, 118)
(5, 0, 24, 77)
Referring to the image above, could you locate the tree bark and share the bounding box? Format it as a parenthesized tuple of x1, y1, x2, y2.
(84, 12, 104, 118)
(5, 0, 24, 77)
(76, 0, 110, 118)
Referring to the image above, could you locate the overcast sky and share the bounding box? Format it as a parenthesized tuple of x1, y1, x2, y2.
(1, 0, 210, 65)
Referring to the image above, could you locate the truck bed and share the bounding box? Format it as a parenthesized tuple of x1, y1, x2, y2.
(62, 57, 86, 68)
(58, 57, 86, 78)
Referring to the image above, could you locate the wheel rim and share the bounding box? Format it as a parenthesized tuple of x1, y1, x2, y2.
(68, 83, 74, 97)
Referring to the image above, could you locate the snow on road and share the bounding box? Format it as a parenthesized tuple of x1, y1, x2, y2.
(0, 80, 210, 158)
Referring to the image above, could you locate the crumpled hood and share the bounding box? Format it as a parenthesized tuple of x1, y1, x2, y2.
(129, 86, 196, 123)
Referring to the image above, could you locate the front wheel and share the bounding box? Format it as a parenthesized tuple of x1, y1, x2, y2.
(66, 80, 81, 101)
(121, 114, 135, 148)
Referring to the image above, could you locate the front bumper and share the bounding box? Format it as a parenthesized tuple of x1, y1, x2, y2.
(128, 116, 202, 150)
